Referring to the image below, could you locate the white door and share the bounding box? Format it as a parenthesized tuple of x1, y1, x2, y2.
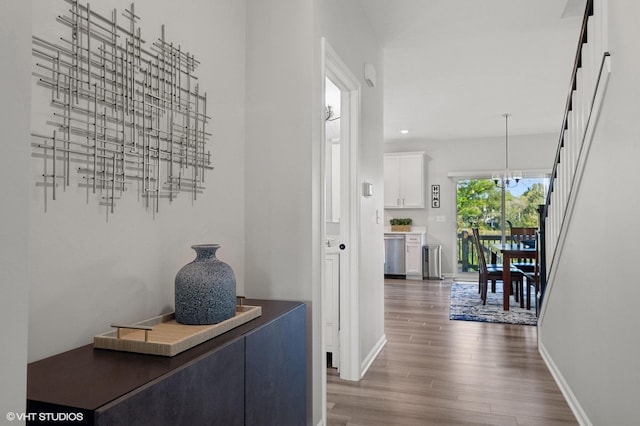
(399, 155, 424, 208)
(383, 156, 400, 207)
(324, 76, 342, 370)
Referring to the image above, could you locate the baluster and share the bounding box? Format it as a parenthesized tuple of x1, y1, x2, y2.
(558, 149, 566, 217)
(585, 17, 595, 97)
(565, 114, 575, 189)
(575, 69, 585, 145)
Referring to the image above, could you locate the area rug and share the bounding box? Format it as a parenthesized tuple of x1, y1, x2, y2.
(449, 282, 537, 326)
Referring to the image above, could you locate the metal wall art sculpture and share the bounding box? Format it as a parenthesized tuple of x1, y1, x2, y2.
(31, 0, 212, 216)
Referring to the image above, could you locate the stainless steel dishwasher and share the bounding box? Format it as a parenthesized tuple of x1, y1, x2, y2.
(384, 234, 405, 276)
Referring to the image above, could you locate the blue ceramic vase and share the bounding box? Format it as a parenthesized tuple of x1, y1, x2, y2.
(175, 244, 236, 325)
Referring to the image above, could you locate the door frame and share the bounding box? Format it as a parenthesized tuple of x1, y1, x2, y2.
(320, 38, 361, 384)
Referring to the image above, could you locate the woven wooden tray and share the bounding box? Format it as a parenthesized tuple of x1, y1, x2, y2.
(93, 305, 262, 357)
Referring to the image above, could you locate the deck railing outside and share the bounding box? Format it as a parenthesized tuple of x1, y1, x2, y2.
(457, 232, 502, 272)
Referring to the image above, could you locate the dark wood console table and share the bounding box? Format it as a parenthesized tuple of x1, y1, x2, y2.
(27, 299, 307, 426)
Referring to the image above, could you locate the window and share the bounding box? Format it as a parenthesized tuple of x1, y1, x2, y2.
(456, 177, 548, 274)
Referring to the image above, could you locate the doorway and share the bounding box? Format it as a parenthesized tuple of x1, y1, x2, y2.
(324, 76, 341, 371)
(321, 38, 360, 386)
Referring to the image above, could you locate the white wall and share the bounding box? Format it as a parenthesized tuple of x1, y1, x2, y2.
(244, 1, 317, 423)
(539, 1, 640, 424)
(244, 1, 314, 300)
(245, 0, 384, 423)
(29, 0, 247, 361)
(0, 1, 31, 420)
(384, 133, 557, 276)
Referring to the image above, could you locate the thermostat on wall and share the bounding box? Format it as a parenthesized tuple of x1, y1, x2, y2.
(364, 63, 376, 87)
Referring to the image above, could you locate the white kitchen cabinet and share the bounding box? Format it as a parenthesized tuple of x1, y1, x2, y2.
(384, 152, 424, 208)
(405, 234, 423, 276)
(384, 228, 426, 280)
(405, 233, 425, 279)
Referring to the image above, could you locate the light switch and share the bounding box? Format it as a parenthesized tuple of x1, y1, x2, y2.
(362, 182, 373, 197)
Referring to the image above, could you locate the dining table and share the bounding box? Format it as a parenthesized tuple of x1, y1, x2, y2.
(491, 243, 537, 310)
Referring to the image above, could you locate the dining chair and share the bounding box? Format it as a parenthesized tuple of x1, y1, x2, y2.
(509, 226, 537, 273)
(521, 231, 540, 315)
(510, 226, 537, 246)
(472, 228, 523, 305)
(472, 228, 492, 303)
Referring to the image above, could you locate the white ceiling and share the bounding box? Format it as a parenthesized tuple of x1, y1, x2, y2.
(356, 0, 586, 141)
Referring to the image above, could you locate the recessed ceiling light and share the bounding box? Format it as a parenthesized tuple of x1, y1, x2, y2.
(400, 129, 409, 134)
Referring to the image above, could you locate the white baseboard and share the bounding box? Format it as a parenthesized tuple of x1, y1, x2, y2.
(360, 334, 387, 378)
(538, 339, 592, 426)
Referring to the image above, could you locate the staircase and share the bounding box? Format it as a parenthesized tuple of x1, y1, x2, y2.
(539, 0, 610, 311)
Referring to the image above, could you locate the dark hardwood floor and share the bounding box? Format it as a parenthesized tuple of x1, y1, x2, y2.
(327, 278, 577, 426)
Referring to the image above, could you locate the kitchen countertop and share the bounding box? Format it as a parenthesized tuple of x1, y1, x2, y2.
(384, 226, 426, 235)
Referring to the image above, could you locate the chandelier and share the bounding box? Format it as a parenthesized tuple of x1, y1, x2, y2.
(492, 113, 522, 188)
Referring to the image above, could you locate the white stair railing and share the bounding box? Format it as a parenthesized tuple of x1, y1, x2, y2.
(540, 0, 610, 311)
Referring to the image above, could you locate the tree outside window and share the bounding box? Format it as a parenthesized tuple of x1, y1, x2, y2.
(457, 178, 546, 232)
(456, 178, 547, 273)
